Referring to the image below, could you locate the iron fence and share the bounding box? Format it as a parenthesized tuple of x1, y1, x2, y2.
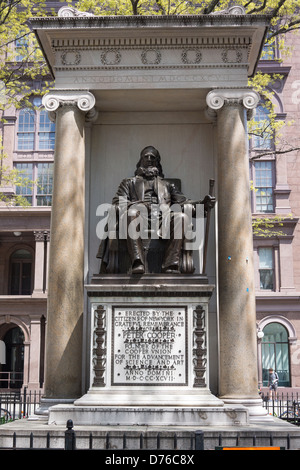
(0, 421, 294, 450)
(0, 389, 41, 424)
(261, 392, 300, 426)
(1, 390, 300, 427)
(1, 391, 300, 449)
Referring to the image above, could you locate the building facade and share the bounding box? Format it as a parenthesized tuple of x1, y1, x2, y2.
(0, 99, 52, 391)
(252, 32, 300, 392)
(0, 18, 300, 396)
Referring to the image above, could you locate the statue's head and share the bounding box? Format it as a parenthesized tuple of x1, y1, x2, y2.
(135, 146, 164, 177)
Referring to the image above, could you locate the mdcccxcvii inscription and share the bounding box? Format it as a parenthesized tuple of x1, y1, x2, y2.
(112, 307, 187, 386)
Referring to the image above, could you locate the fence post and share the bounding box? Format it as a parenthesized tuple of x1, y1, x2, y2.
(22, 387, 27, 418)
(65, 419, 76, 450)
(195, 430, 204, 450)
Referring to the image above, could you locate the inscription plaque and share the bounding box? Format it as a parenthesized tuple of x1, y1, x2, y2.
(112, 306, 187, 386)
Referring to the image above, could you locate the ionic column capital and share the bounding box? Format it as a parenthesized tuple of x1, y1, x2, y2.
(206, 87, 260, 120)
(34, 230, 50, 242)
(42, 89, 98, 122)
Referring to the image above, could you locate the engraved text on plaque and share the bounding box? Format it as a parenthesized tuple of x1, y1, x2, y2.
(112, 306, 187, 386)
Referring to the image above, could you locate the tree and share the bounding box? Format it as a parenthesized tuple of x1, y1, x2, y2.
(0, 144, 34, 206)
(0, 0, 61, 112)
(0, 1, 61, 206)
(66, 0, 299, 240)
(66, 1, 300, 157)
(1, 0, 299, 214)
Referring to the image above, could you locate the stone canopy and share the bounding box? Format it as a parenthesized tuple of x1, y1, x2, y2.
(30, 8, 273, 423)
(31, 10, 269, 112)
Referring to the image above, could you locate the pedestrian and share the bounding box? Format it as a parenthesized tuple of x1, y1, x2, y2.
(268, 368, 279, 401)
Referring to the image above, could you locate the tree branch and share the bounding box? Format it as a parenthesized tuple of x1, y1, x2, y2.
(250, 147, 300, 160)
(247, 0, 268, 15)
(268, 18, 300, 39)
(270, 0, 288, 18)
(130, 0, 140, 15)
(203, 0, 221, 15)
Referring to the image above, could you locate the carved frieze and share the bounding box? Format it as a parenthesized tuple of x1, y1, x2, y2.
(53, 38, 249, 72)
(141, 48, 162, 65)
(61, 50, 81, 66)
(100, 49, 122, 66)
(181, 48, 202, 65)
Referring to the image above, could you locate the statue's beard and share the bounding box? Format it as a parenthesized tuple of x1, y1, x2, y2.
(136, 166, 159, 179)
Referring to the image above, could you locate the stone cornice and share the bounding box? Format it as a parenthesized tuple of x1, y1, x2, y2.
(31, 13, 270, 83)
(30, 13, 271, 31)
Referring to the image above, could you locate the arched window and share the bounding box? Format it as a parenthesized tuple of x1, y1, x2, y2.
(262, 322, 290, 387)
(17, 108, 35, 150)
(10, 249, 33, 295)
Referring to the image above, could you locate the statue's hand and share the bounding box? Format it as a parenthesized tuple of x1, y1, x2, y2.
(201, 195, 216, 210)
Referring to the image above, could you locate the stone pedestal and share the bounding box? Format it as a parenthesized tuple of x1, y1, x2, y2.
(47, 275, 248, 426)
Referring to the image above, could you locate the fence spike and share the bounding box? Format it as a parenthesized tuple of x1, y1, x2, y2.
(105, 432, 110, 450)
(173, 433, 177, 450)
(157, 432, 161, 450)
(139, 433, 143, 449)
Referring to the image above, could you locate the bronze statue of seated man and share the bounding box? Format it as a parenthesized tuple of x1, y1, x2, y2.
(97, 146, 215, 274)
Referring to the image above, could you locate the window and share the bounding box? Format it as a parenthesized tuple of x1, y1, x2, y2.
(14, 162, 53, 206)
(262, 323, 290, 387)
(15, 163, 33, 205)
(17, 107, 55, 151)
(39, 110, 55, 150)
(17, 109, 35, 150)
(37, 163, 54, 206)
(259, 247, 274, 290)
(260, 35, 276, 60)
(252, 105, 273, 150)
(10, 249, 33, 295)
(254, 161, 274, 213)
(15, 36, 29, 62)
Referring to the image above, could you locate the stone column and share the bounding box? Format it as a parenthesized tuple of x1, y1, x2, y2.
(206, 88, 267, 417)
(41, 90, 97, 400)
(27, 317, 41, 391)
(33, 231, 46, 296)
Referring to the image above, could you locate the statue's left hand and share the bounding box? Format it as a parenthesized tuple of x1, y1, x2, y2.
(201, 195, 216, 210)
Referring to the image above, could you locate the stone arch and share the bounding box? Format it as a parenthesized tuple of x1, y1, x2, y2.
(258, 315, 297, 344)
